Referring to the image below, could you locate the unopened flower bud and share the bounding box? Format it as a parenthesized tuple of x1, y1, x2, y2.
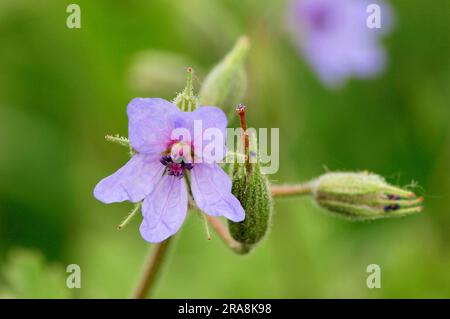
(311, 172, 423, 220)
(199, 36, 250, 114)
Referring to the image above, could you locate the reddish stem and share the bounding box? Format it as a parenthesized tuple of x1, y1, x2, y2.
(236, 104, 249, 158)
(132, 238, 172, 299)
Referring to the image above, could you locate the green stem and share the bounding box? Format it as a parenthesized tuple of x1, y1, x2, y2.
(207, 216, 246, 254)
(207, 183, 313, 254)
(270, 182, 313, 197)
(132, 238, 172, 299)
(129, 182, 313, 298)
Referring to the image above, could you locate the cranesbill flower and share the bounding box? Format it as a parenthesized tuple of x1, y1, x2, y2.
(288, 0, 392, 87)
(94, 98, 245, 243)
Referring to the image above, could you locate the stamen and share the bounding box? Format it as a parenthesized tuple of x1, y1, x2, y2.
(384, 204, 400, 212)
(159, 153, 194, 179)
(160, 155, 171, 166)
(387, 194, 401, 200)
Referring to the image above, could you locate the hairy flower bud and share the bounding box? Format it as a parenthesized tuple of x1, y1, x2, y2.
(228, 161, 273, 250)
(311, 172, 423, 220)
(199, 36, 250, 113)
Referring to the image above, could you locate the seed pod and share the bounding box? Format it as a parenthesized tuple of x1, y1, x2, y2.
(228, 160, 273, 249)
(311, 172, 423, 220)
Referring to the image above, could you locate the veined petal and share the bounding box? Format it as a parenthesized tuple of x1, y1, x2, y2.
(127, 98, 182, 155)
(188, 106, 227, 163)
(94, 154, 164, 204)
(190, 163, 245, 222)
(140, 175, 188, 243)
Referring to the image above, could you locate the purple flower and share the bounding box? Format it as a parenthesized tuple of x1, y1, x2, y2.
(94, 98, 245, 243)
(288, 0, 392, 87)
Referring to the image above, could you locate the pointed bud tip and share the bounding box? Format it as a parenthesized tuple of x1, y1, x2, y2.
(236, 104, 247, 114)
(406, 192, 416, 198)
(173, 66, 198, 111)
(237, 35, 250, 47)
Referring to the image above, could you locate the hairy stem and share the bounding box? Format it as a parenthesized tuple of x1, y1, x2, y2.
(132, 238, 172, 299)
(130, 182, 314, 291)
(207, 183, 313, 254)
(270, 183, 313, 197)
(207, 216, 245, 254)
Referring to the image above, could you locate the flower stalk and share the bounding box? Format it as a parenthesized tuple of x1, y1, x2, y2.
(207, 216, 250, 254)
(270, 183, 313, 197)
(132, 238, 173, 299)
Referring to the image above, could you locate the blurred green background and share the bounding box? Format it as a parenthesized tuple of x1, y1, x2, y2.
(0, 0, 449, 298)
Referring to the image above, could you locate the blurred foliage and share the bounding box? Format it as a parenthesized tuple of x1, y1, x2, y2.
(0, 248, 72, 298)
(0, 0, 449, 298)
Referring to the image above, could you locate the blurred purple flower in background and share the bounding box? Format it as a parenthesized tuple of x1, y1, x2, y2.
(288, 0, 393, 87)
(94, 98, 245, 243)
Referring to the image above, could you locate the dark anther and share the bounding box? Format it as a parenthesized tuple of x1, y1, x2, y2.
(160, 154, 194, 179)
(384, 204, 400, 212)
(387, 194, 401, 200)
(160, 155, 171, 166)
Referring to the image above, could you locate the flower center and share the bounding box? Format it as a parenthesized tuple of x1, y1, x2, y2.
(307, 5, 334, 32)
(160, 142, 194, 178)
